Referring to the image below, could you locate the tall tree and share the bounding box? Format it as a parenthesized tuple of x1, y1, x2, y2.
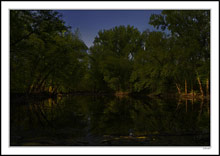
(89, 25, 142, 92)
(10, 10, 88, 94)
(149, 10, 210, 95)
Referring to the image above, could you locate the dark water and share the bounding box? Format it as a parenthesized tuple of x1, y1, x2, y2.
(10, 95, 210, 146)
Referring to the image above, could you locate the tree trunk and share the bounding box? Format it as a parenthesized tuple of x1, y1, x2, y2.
(40, 81, 46, 93)
(206, 78, 209, 96)
(197, 76, 204, 97)
(52, 86, 59, 94)
(185, 79, 187, 95)
(176, 83, 181, 95)
(191, 81, 194, 97)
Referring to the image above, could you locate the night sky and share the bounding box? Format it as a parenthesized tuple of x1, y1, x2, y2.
(57, 10, 162, 48)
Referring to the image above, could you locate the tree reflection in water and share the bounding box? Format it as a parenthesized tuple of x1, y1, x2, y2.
(10, 95, 210, 146)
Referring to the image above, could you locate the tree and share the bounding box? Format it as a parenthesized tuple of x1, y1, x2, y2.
(10, 10, 88, 94)
(130, 30, 173, 94)
(89, 25, 142, 92)
(149, 10, 210, 95)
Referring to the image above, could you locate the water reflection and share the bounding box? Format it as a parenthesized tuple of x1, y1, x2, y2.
(10, 95, 210, 146)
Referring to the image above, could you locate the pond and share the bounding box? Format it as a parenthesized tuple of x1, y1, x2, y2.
(10, 95, 210, 146)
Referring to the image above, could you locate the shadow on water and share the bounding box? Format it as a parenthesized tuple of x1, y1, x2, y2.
(10, 95, 210, 146)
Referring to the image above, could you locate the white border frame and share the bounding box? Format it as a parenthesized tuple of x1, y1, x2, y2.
(1, 1, 219, 155)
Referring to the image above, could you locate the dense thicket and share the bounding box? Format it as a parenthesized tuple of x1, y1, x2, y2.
(149, 10, 210, 96)
(10, 10, 88, 95)
(10, 10, 210, 97)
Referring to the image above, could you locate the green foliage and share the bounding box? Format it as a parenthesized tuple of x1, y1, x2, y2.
(10, 10, 87, 94)
(149, 10, 210, 93)
(10, 10, 210, 96)
(90, 25, 142, 92)
(130, 31, 172, 93)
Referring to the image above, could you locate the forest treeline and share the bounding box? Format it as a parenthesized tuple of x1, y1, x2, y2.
(10, 10, 210, 97)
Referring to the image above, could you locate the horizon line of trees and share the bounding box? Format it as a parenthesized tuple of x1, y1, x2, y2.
(10, 10, 210, 97)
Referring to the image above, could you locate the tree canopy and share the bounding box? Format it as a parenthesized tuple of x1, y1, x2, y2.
(10, 10, 210, 97)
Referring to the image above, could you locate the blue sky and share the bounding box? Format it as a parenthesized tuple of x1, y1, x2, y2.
(57, 10, 162, 48)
